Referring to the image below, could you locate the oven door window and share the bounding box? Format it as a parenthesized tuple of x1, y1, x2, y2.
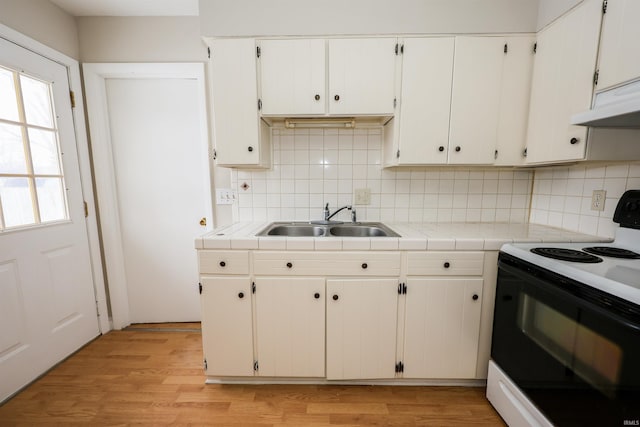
(518, 292, 622, 397)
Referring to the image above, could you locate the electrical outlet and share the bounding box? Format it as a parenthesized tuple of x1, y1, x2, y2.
(216, 188, 237, 205)
(591, 190, 606, 211)
(354, 188, 371, 205)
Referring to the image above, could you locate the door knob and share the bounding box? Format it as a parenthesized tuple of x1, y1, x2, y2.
(199, 217, 207, 226)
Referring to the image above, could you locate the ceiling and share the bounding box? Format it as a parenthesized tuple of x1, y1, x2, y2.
(49, 0, 199, 16)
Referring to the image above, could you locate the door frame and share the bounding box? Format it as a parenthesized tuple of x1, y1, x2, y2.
(82, 63, 212, 329)
(0, 23, 108, 334)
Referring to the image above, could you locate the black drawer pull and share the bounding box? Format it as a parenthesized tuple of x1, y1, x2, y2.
(332, 294, 339, 301)
(219, 261, 226, 267)
(238, 292, 244, 299)
(361, 263, 368, 269)
(286, 262, 293, 269)
(314, 293, 320, 299)
(444, 262, 451, 269)
(472, 294, 479, 301)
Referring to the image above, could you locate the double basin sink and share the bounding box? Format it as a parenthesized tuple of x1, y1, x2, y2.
(256, 222, 400, 238)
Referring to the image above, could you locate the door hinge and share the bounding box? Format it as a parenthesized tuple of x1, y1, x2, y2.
(523, 147, 528, 158)
(503, 43, 508, 54)
(393, 97, 397, 109)
(533, 42, 537, 54)
(69, 90, 76, 108)
(494, 149, 499, 160)
(204, 359, 207, 371)
(198, 282, 202, 294)
(207, 47, 211, 59)
(395, 361, 404, 373)
(602, 0, 608, 14)
(594, 69, 600, 86)
(253, 360, 259, 371)
(257, 45, 261, 58)
(252, 282, 256, 294)
(396, 149, 400, 159)
(395, 43, 399, 55)
(95, 300, 100, 317)
(83, 201, 88, 217)
(258, 99, 262, 110)
(400, 44, 404, 54)
(212, 149, 217, 160)
(402, 283, 407, 294)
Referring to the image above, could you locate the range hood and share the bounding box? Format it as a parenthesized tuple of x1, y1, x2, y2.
(572, 80, 640, 128)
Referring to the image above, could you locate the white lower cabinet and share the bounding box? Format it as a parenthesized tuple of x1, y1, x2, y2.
(200, 277, 254, 377)
(254, 277, 325, 377)
(402, 278, 483, 379)
(326, 278, 399, 380)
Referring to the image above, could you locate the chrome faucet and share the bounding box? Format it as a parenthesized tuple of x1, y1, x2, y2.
(324, 203, 357, 223)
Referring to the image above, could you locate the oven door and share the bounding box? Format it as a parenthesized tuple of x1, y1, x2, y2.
(492, 252, 640, 427)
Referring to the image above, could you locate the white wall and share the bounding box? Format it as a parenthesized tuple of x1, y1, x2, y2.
(199, 0, 539, 37)
(0, 0, 79, 59)
(537, 0, 583, 30)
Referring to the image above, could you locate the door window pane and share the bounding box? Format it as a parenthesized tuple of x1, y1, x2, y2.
(20, 74, 54, 129)
(0, 178, 35, 227)
(0, 123, 28, 174)
(36, 178, 66, 222)
(0, 67, 19, 122)
(29, 128, 61, 175)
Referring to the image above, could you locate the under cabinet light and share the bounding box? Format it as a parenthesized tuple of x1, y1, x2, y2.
(284, 118, 356, 129)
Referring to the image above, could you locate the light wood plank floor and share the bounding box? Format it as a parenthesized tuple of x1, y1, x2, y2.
(0, 324, 505, 426)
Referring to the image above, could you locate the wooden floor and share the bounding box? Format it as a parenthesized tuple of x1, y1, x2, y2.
(0, 323, 505, 426)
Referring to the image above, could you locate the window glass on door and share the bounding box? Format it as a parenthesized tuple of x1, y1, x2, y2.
(0, 65, 68, 230)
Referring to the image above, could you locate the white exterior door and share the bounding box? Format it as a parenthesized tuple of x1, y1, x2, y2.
(254, 277, 325, 377)
(0, 37, 100, 402)
(83, 64, 212, 327)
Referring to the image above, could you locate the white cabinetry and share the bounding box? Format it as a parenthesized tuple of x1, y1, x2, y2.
(401, 252, 484, 379)
(200, 277, 254, 377)
(525, 0, 602, 164)
(326, 278, 399, 380)
(208, 38, 271, 168)
(596, 0, 640, 91)
(385, 36, 534, 167)
(259, 38, 398, 116)
(254, 277, 325, 377)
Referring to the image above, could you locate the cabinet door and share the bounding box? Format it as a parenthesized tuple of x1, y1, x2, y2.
(525, 0, 602, 164)
(328, 38, 397, 115)
(396, 37, 454, 165)
(209, 38, 269, 167)
(326, 279, 399, 380)
(259, 39, 326, 115)
(494, 36, 535, 166)
(448, 37, 505, 165)
(254, 277, 325, 377)
(597, 0, 640, 91)
(403, 278, 483, 379)
(200, 277, 254, 376)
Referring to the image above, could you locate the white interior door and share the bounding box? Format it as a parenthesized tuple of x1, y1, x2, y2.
(84, 64, 212, 327)
(0, 37, 100, 402)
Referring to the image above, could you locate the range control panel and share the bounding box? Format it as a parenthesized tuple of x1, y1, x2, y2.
(614, 190, 640, 229)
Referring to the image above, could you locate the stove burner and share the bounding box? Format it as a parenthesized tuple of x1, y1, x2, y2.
(582, 246, 640, 259)
(530, 247, 603, 263)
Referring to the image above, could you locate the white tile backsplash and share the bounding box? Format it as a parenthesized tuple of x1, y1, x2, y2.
(529, 162, 640, 238)
(229, 128, 533, 223)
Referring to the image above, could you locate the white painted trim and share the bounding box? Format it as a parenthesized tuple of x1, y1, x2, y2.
(0, 23, 110, 334)
(82, 63, 213, 330)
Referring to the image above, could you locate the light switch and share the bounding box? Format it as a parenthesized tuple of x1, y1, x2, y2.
(216, 188, 237, 205)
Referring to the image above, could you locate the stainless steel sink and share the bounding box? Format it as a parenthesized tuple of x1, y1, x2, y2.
(256, 222, 400, 237)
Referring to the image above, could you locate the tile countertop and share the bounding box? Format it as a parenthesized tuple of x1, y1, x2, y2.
(194, 222, 611, 251)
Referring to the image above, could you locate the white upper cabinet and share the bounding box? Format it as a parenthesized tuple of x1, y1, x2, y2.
(391, 37, 455, 165)
(596, 0, 640, 91)
(525, 0, 603, 164)
(208, 38, 271, 168)
(259, 38, 398, 117)
(258, 39, 326, 115)
(448, 36, 507, 164)
(328, 38, 398, 115)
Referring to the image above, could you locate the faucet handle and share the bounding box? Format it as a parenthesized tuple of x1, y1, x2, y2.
(351, 208, 357, 223)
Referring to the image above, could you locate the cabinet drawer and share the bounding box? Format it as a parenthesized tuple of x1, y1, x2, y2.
(407, 251, 484, 276)
(253, 251, 401, 276)
(199, 250, 249, 275)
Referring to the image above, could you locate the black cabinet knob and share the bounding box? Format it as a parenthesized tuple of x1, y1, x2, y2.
(314, 293, 320, 299)
(219, 261, 226, 267)
(315, 94, 321, 101)
(455, 146, 461, 152)
(332, 294, 339, 301)
(361, 263, 368, 269)
(438, 146, 445, 152)
(286, 262, 293, 268)
(570, 137, 579, 145)
(444, 262, 450, 269)
(472, 294, 479, 301)
(248, 146, 254, 152)
(334, 94, 340, 101)
(238, 292, 244, 299)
